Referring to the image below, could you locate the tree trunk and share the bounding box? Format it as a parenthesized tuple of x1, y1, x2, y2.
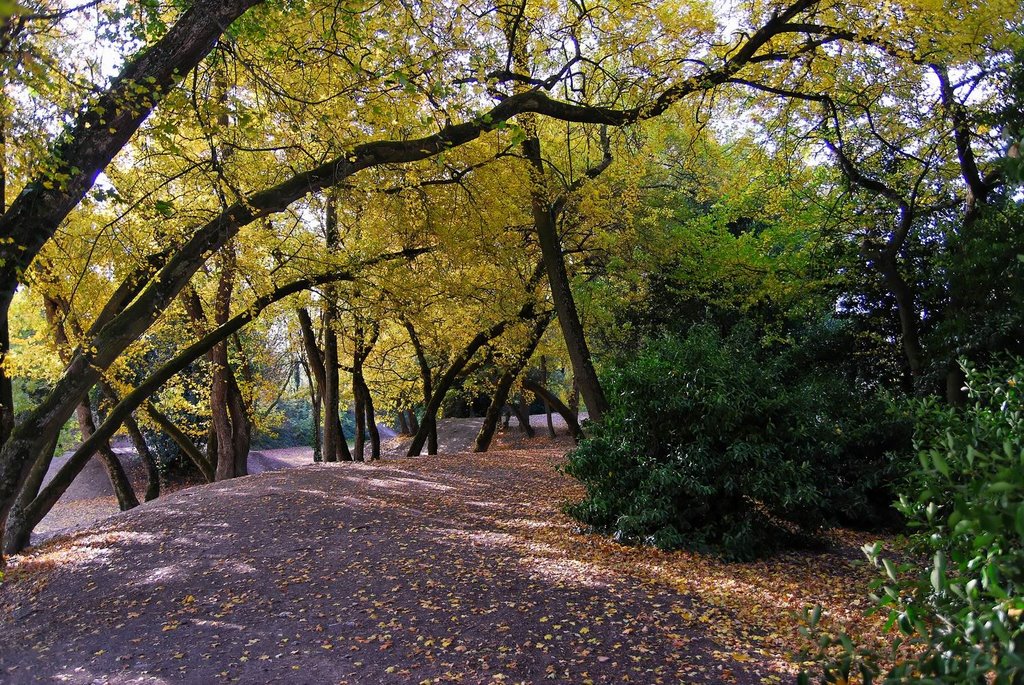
(97, 382, 159, 502)
(0, 313, 12, 447)
(360, 379, 381, 460)
(0, 104, 8, 447)
(568, 375, 580, 415)
(227, 373, 251, 477)
(351, 323, 380, 461)
(323, 319, 341, 463)
(351, 322, 366, 462)
(145, 403, 215, 483)
(407, 409, 420, 435)
(123, 412, 160, 502)
(407, 320, 512, 456)
(397, 409, 410, 435)
(321, 193, 352, 463)
(514, 394, 535, 438)
(311, 385, 323, 461)
(297, 312, 325, 462)
(211, 342, 237, 481)
(524, 136, 608, 422)
(93, 445, 139, 512)
(403, 319, 438, 454)
(523, 378, 580, 439)
(541, 356, 556, 438)
(1, 433, 57, 555)
(877, 258, 925, 381)
(77, 398, 139, 511)
(475, 314, 550, 451)
(475, 370, 519, 453)
(194, 248, 252, 482)
(206, 421, 218, 473)
(298, 356, 322, 461)
(352, 396, 366, 462)
(207, 359, 251, 480)
(504, 10, 610, 424)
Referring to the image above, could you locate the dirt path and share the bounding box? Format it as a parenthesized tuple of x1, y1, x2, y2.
(32, 414, 574, 543)
(0, 449, 815, 685)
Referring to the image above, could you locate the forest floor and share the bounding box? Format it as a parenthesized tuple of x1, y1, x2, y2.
(0, 418, 887, 684)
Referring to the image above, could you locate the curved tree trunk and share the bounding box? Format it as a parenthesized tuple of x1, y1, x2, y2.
(512, 395, 535, 438)
(9, 413, 143, 556)
(145, 403, 215, 483)
(475, 313, 551, 452)
(407, 321, 509, 456)
(522, 378, 580, 439)
(39, 296, 139, 511)
(97, 380, 160, 502)
(1, 433, 58, 555)
(77, 398, 139, 511)
(123, 412, 160, 502)
(474, 371, 519, 453)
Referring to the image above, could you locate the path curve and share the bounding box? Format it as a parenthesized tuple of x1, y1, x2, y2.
(0, 450, 786, 684)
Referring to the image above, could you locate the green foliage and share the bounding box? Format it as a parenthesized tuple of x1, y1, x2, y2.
(932, 200, 1024, 365)
(563, 322, 911, 561)
(253, 399, 314, 449)
(801, 358, 1024, 684)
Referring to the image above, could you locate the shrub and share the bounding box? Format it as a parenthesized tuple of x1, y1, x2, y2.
(563, 323, 910, 560)
(801, 358, 1024, 683)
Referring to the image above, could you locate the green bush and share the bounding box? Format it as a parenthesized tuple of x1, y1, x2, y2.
(563, 323, 910, 560)
(801, 358, 1024, 683)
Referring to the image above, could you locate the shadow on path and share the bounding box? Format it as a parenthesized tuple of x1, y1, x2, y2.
(1, 450, 785, 684)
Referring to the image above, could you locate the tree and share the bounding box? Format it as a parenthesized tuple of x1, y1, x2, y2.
(0, 0, 889, 551)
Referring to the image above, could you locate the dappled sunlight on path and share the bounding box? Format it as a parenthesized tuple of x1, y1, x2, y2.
(1, 449, 880, 684)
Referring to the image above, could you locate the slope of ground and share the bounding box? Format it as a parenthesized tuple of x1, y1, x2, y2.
(0, 446, 881, 685)
(32, 414, 566, 542)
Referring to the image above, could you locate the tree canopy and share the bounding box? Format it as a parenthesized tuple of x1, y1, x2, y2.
(0, 7, 1021, 674)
